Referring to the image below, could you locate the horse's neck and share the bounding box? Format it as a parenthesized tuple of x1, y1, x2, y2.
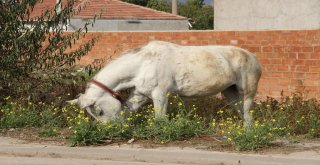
(94, 59, 139, 90)
(84, 68, 131, 101)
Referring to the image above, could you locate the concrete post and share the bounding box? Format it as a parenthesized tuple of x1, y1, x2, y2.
(172, 0, 178, 15)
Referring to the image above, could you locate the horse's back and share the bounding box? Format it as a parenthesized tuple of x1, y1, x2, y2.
(136, 41, 261, 96)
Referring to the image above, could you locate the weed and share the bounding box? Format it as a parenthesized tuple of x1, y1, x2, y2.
(133, 114, 207, 143)
(69, 121, 106, 146)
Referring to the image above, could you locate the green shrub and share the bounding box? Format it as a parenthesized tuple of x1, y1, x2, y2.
(0, 108, 41, 129)
(69, 120, 106, 146)
(253, 96, 320, 137)
(0, 0, 96, 101)
(0, 98, 70, 130)
(229, 123, 274, 151)
(133, 114, 207, 143)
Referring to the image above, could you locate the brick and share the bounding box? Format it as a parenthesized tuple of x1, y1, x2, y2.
(279, 79, 290, 86)
(262, 46, 273, 52)
(304, 80, 318, 86)
(278, 65, 289, 71)
(271, 91, 282, 97)
(274, 46, 286, 53)
(294, 73, 305, 79)
(282, 59, 292, 65)
(269, 59, 282, 64)
(271, 72, 283, 77)
(305, 73, 319, 79)
(296, 66, 309, 72)
(283, 73, 294, 78)
(247, 46, 261, 53)
(274, 40, 286, 45)
(266, 65, 278, 71)
(311, 54, 320, 59)
(297, 53, 310, 59)
(288, 53, 297, 59)
(305, 60, 320, 66)
(310, 66, 320, 72)
(301, 47, 313, 52)
(259, 59, 270, 64)
(305, 86, 318, 91)
(292, 60, 305, 65)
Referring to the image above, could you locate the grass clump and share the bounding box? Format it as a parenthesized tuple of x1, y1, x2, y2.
(133, 114, 206, 143)
(253, 95, 320, 138)
(69, 121, 106, 146)
(0, 96, 72, 137)
(213, 95, 320, 151)
(0, 98, 44, 129)
(214, 118, 274, 151)
(68, 107, 207, 146)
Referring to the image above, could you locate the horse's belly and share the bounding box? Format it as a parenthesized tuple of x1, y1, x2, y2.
(176, 79, 233, 97)
(173, 61, 235, 97)
(176, 72, 235, 96)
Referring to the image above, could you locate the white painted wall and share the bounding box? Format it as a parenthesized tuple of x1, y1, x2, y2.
(68, 19, 189, 31)
(214, 0, 320, 30)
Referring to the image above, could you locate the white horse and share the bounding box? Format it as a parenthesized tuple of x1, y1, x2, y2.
(69, 41, 262, 126)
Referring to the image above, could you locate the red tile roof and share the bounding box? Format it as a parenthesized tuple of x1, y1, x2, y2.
(30, 0, 187, 20)
(29, 0, 77, 18)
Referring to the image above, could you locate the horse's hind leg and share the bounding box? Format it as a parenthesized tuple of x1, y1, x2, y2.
(242, 93, 255, 127)
(222, 85, 242, 113)
(222, 84, 257, 127)
(237, 77, 260, 127)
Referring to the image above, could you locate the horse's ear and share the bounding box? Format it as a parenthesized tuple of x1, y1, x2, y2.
(78, 94, 95, 108)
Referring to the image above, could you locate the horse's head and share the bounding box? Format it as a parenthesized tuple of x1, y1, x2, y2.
(67, 93, 122, 122)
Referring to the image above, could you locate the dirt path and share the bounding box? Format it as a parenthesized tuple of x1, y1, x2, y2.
(1, 136, 320, 165)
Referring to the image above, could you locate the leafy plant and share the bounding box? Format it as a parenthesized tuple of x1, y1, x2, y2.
(69, 121, 106, 146)
(0, 0, 96, 100)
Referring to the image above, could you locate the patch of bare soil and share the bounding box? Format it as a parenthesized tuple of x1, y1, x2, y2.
(134, 136, 320, 155)
(0, 128, 69, 146)
(1, 128, 320, 155)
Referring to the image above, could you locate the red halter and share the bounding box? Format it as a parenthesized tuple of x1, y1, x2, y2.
(91, 80, 124, 104)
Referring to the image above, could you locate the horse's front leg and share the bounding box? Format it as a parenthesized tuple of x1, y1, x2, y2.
(151, 89, 169, 117)
(126, 94, 149, 112)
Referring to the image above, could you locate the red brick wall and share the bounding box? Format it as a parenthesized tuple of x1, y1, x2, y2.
(77, 30, 320, 99)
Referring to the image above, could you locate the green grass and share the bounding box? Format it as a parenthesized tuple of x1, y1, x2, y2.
(1, 94, 319, 151)
(68, 109, 207, 146)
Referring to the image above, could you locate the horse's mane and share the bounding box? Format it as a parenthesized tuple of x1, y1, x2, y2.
(107, 41, 177, 66)
(104, 45, 145, 69)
